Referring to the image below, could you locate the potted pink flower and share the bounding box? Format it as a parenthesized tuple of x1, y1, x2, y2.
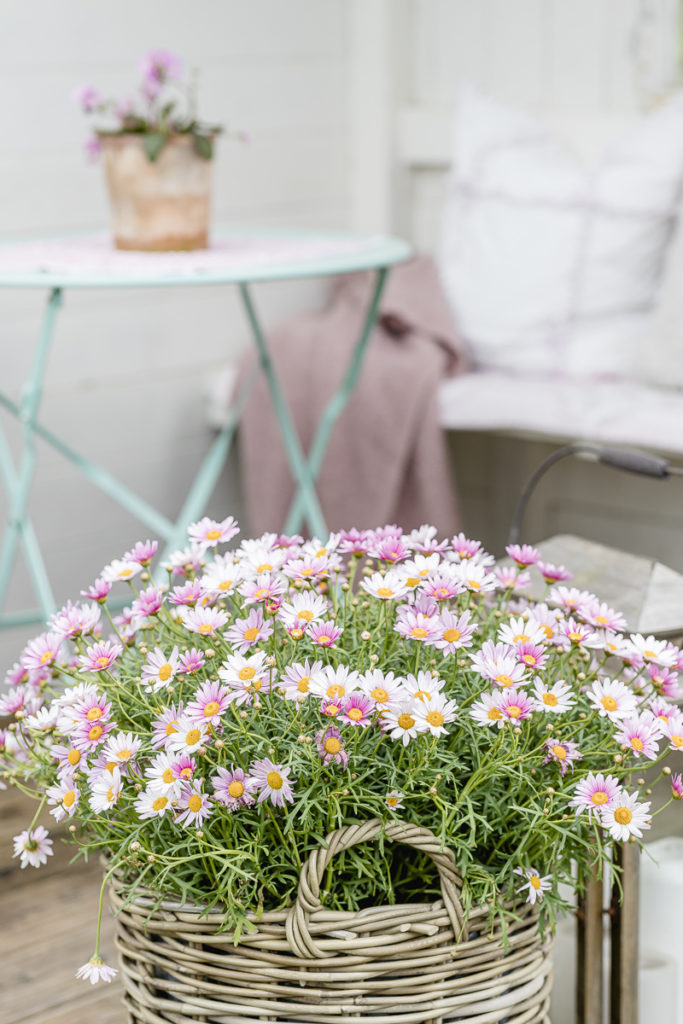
(75, 51, 240, 251)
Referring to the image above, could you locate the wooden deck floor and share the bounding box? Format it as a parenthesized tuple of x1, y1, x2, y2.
(0, 791, 124, 1024)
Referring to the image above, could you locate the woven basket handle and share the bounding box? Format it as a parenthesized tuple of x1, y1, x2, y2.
(285, 817, 467, 958)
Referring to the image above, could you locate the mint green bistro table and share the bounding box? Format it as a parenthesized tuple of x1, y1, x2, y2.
(0, 229, 412, 627)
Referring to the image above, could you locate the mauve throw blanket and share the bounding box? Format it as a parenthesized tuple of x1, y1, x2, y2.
(238, 257, 466, 538)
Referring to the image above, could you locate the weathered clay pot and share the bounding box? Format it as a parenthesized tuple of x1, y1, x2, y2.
(100, 134, 213, 251)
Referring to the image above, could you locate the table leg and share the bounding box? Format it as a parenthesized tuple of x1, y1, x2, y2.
(238, 282, 328, 540)
(0, 288, 62, 622)
(283, 266, 389, 536)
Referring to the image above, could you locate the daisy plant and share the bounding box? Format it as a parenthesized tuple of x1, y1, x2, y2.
(74, 49, 241, 163)
(1, 518, 681, 983)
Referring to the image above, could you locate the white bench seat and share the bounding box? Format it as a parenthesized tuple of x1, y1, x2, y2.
(438, 372, 683, 459)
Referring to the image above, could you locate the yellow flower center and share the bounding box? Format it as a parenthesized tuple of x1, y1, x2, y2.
(327, 684, 345, 699)
(377, 587, 393, 598)
(426, 711, 445, 727)
(488, 708, 503, 720)
(297, 677, 311, 693)
(63, 790, 76, 807)
(244, 627, 259, 642)
(153, 796, 168, 811)
(595, 616, 609, 626)
(88, 725, 103, 741)
(414, 689, 431, 702)
(371, 687, 389, 703)
(299, 609, 314, 622)
(673, 735, 683, 748)
(40, 650, 54, 665)
(118, 568, 133, 578)
(542, 625, 553, 639)
(96, 656, 110, 668)
(165, 721, 179, 736)
(591, 791, 608, 805)
(106, 786, 115, 802)
(530, 875, 541, 890)
(316, 635, 331, 645)
(411, 627, 428, 639)
(198, 623, 213, 635)
(406, 576, 420, 587)
(542, 693, 558, 706)
(601, 696, 618, 712)
(523, 654, 537, 666)
(256, 563, 273, 573)
(254, 587, 269, 600)
(437, 588, 450, 598)
(163, 768, 174, 784)
(568, 631, 583, 642)
(506, 705, 522, 719)
(325, 703, 340, 716)
(228, 780, 245, 799)
(239, 667, 256, 681)
(185, 729, 201, 746)
(324, 737, 341, 754)
(188, 794, 203, 813)
(387, 797, 399, 807)
(218, 579, 233, 591)
(513, 633, 530, 644)
(266, 771, 283, 789)
(552, 744, 567, 760)
(180, 767, 193, 779)
(631, 737, 644, 751)
(158, 664, 173, 682)
(205, 529, 222, 541)
(443, 628, 461, 643)
(468, 580, 481, 590)
(347, 707, 364, 721)
(67, 748, 81, 766)
(86, 707, 103, 721)
(117, 748, 132, 761)
(496, 674, 514, 687)
(615, 807, 632, 825)
(643, 650, 657, 659)
(203, 701, 220, 717)
(398, 713, 415, 730)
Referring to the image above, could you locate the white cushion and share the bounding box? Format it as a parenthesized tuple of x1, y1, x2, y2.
(438, 86, 683, 378)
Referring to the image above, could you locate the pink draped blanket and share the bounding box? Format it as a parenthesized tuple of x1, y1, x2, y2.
(237, 257, 467, 538)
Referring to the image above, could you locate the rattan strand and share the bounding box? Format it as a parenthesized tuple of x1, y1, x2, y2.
(111, 819, 553, 1023)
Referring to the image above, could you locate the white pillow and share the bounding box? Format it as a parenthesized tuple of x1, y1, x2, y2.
(438, 86, 683, 378)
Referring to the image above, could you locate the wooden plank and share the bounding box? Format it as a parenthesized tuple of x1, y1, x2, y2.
(576, 868, 604, 1024)
(610, 843, 640, 1024)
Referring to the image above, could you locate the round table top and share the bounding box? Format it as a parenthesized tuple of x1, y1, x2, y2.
(0, 228, 412, 289)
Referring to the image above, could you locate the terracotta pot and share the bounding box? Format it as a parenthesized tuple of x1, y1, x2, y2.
(100, 134, 213, 251)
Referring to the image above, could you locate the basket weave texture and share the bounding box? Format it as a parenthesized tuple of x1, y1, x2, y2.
(112, 818, 553, 1024)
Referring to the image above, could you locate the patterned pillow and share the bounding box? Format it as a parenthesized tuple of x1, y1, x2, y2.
(438, 86, 683, 378)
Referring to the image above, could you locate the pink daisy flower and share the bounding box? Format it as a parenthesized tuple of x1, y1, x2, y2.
(580, 600, 627, 633)
(494, 565, 531, 591)
(341, 692, 375, 727)
(179, 648, 205, 675)
(514, 867, 552, 904)
(515, 640, 548, 671)
(0, 686, 40, 717)
(570, 772, 622, 820)
(181, 606, 229, 637)
(536, 561, 573, 583)
(186, 680, 231, 725)
(407, 524, 449, 553)
(239, 572, 287, 607)
(394, 608, 441, 644)
(225, 607, 273, 653)
(168, 579, 203, 606)
(600, 791, 651, 841)
(309, 620, 343, 648)
(557, 618, 602, 652)
(75, 956, 118, 985)
(495, 688, 535, 723)
(101, 558, 143, 584)
(101, 731, 142, 768)
(373, 536, 411, 563)
(188, 515, 239, 548)
(419, 574, 465, 602)
(548, 586, 594, 615)
(79, 640, 123, 673)
(315, 725, 349, 767)
(124, 539, 158, 565)
(141, 646, 180, 692)
(22, 632, 61, 673)
(505, 543, 540, 568)
(81, 577, 112, 603)
(671, 773, 683, 800)
(211, 766, 256, 810)
(131, 586, 164, 620)
(338, 528, 372, 555)
(587, 678, 637, 720)
(451, 533, 484, 560)
(319, 697, 343, 718)
(150, 702, 185, 749)
(614, 714, 660, 758)
(250, 758, 295, 807)
(174, 781, 213, 827)
(626, 634, 678, 668)
(469, 641, 528, 689)
(279, 659, 325, 702)
(542, 737, 582, 775)
(645, 663, 680, 700)
(50, 601, 101, 639)
(12, 825, 53, 868)
(662, 714, 683, 751)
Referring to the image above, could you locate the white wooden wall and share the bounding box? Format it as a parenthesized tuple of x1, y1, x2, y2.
(0, 0, 351, 660)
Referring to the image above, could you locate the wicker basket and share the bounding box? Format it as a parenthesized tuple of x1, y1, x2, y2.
(112, 818, 554, 1023)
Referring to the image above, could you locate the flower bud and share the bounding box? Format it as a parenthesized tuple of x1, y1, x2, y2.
(663, 765, 672, 775)
(147, 854, 155, 863)
(361, 631, 371, 641)
(130, 841, 141, 852)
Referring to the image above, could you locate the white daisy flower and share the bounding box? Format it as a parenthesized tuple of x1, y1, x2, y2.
(165, 717, 210, 755)
(12, 825, 53, 868)
(404, 670, 444, 704)
(600, 791, 651, 841)
(532, 678, 575, 714)
(134, 787, 172, 819)
(498, 616, 548, 648)
(75, 956, 118, 985)
(100, 558, 143, 584)
(359, 669, 405, 710)
(587, 678, 637, 720)
(360, 569, 409, 602)
(385, 790, 405, 811)
(514, 867, 552, 905)
(89, 765, 123, 813)
(383, 703, 425, 745)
